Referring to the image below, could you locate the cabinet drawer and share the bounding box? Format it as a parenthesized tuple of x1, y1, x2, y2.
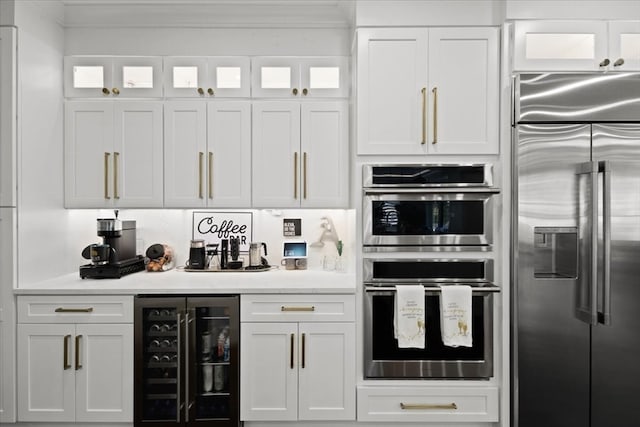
(357, 386, 499, 423)
(18, 295, 133, 323)
(241, 294, 355, 322)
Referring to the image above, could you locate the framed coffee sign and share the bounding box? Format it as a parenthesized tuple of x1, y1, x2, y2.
(192, 211, 253, 252)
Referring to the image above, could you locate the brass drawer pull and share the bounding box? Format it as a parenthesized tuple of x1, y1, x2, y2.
(63, 334, 72, 370)
(55, 307, 94, 313)
(75, 335, 82, 370)
(400, 402, 458, 410)
(281, 306, 315, 312)
(290, 333, 295, 369)
(301, 333, 306, 368)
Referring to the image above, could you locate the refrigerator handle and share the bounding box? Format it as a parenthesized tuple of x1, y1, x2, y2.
(578, 161, 599, 325)
(176, 312, 182, 423)
(600, 161, 612, 325)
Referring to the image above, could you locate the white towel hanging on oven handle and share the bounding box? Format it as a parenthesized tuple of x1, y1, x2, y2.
(439, 285, 472, 348)
(394, 285, 426, 349)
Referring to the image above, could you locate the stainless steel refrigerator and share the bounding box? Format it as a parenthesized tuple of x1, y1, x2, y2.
(513, 73, 640, 427)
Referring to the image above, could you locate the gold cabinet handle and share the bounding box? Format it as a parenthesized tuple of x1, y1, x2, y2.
(293, 152, 298, 199)
(104, 152, 110, 199)
(207, 88, 214, 96)
(400, 403, 458, 410)
(208, 151, 213, 199)
(281, 306, 315, 312)
(301, 333, 306, 369)
(102, 87, 110, 96)
(421, 87, 427, 144)
(290, 333, 295, 369)
(197, 87, 204, 95)
(112, 88, 120, 96)
(198, 152, 204, 199)
(55, 307, 94, 313)
(432, 87, 438, 144)
(303, 152, 308, 199)
(599, 58, 611, 67)
(113, 152, 120, 199)
(614, 58, 625, 67)
(63, 334, 72, 370)
(75, 335, 82, 370)
(292, 88, 299, 96)
(302, 88, 308, 96)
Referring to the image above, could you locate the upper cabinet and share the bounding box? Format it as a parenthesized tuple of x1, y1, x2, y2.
(64, 101, 164, 208)
(514, 21, 640, 71)
(64, 56, 163, 98)
(357, 27, 500, 155)
(252, 101, 349, 208)
(251, 57, 349, 98)
(163, 57, 251, 98)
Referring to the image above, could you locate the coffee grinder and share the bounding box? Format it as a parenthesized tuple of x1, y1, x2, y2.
(80, 210, 145, 279)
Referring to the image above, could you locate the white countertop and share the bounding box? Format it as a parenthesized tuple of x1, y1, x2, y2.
(14, 267, 357, 295)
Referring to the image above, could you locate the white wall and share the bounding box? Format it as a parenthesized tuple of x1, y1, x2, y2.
(505, 0, 640, 20)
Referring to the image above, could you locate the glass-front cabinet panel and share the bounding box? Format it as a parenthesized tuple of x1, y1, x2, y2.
(164, 57, 250, 98)
(65, 56, 163, 98)
(609, 21, 640, 70)
(252, 57, 348, 98)
(514, 21, 608, 71)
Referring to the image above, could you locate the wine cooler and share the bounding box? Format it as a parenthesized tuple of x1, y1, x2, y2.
(134, 295, 239, 426)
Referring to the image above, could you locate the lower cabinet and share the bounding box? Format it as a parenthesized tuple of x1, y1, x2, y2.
(16, 295, 134, 422)
(240, 294, 356, 421)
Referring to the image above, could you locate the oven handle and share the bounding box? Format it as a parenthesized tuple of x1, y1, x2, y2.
(365, 285, 500, 295)
(363, 187, 500, 194)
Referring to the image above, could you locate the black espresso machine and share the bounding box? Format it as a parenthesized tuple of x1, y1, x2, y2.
(80, 212, 145, 279)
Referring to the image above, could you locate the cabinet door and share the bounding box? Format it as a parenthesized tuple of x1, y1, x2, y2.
(251, 57, 301, 98)
(252, 102, 301, 208)
(427, 27, 499, 154)
(17, 324, 76, 422)
(164, 57, 209, 98)
(240, 322, 298, 421)
(298, 322, 355, 421)
(208, 101, 251, 207)
(64, 101, 114, 208)
(0, 209, 16, 423)
(300, 102, 349, 208)
(113, 102, 164, 207)
(75, 324, 133, 422)
(112, 57, 163, 98)
(0, 27, 17, 207)
(609, 21, 640, 70)
(164, 101, 208, 207)
(64, 57, 114, 98)
(208, 57, 251, 98)
(514, 21, 608, 71)
(299, 57, 349, 98)
(357, 28, 428, 155)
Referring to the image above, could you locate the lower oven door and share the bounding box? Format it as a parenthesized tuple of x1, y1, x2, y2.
(364, 286, 494, 379)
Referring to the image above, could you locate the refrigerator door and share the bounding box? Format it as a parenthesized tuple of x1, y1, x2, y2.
(515, 123, 591, 427)
(591, 124, 640, 426)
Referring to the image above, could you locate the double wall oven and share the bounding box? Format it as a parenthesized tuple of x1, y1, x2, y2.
(362, 164, 500, 380)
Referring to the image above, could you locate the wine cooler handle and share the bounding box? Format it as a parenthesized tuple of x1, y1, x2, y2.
(186, 310, 193, 423)
(176, 312, 182, 423)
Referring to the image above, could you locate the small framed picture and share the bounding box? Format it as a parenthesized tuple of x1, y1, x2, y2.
(283, 218, 301, 237)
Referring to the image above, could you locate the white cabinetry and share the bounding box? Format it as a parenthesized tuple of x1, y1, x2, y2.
(514, 20, 640, 71)
(240, 294, 356, 421)
(252, 101, 348, 208)
(252, 57, 349, 98)
(164, 101, 251, 207)
(164, 56, 251, 98)
(17, 295, 134, 423)
(358, 385, 499, 423)
(0, 208, 16, 423)
(357, 27, 499, 155)
(0, 27, 16, 207)
(64, 101, 163, 208)
(64, 56, 163, 98)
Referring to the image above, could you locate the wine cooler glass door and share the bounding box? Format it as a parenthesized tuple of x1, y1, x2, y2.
(187, 296, 239, 425)
(135, 297, 185, 424)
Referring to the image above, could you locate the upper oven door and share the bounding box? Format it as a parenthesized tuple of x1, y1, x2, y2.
(363, 189, 497, 249)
